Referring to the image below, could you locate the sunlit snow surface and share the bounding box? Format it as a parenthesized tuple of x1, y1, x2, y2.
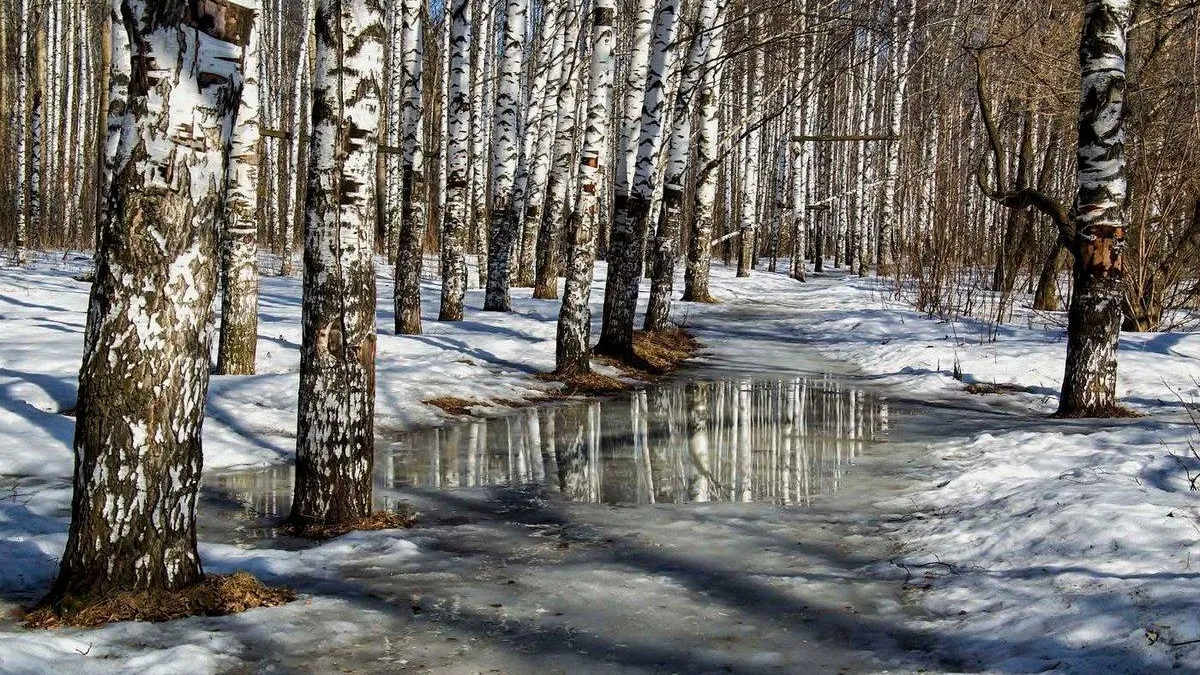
(1, 253, 1198, 673)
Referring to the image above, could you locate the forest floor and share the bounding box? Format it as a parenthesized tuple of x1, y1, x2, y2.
(0, 253, 1198, 674)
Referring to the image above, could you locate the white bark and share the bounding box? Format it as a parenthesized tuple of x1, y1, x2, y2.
(394, 0, 428, 335)
(644, 0, 728, 329)
(737, 14, 763, 278)
(483, 0, 529, 311)
(218, 0, 264, 375)
(439, 0, 472, 321)
(878, 0, 916, 271)
(514, 0, 566, 286)
(615, 0, 657, 201)
(532, 1, 584, 300)
(597, 0, 681, 357)
(555, 0, 617, 375)
(292, 0, 386, 529)
(281, 0, 314, 276)
(53, 0, 251, 600)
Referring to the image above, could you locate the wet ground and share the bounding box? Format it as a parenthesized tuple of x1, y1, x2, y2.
(199, 350, 955, 673)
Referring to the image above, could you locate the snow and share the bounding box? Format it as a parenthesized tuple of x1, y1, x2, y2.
(1, 252, 1199, 673)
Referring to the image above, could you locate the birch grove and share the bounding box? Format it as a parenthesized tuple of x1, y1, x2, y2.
(3, 0, 1199, 624)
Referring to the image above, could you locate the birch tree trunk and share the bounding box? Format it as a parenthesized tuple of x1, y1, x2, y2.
(644, 0, 727, 330)
(532, 2, 584, 301)
(384, 0, 406, 262)
(290, 0, 384, 531)
(218, 0, 263, 376)
(12, 0, 31, 264)
(1058, 0, 1130, 417)
(877, 0, 915, 274)
(281, 0, 316, 276)
(555, 0, 616, 375)
(515, 0, 566, 287)
(439, 0, 471, 321)
(483, 0, 528, 311)
(737, 15, 763, 278)
(46, 0, 251, 607)
(469, 0, 494, 289)
(394, 0, 427, 335)
(681, 38, 724, 303)
(596, 0, 681, 358)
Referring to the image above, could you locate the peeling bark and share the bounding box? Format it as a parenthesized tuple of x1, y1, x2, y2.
(47, 0, 251, 606)
(291, 0, 384, 530)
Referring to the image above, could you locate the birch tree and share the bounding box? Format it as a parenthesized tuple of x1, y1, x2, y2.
(737, 15, 763, 278)
(555, 0, 617, 375)
(290, 0, 385, 532)
(45, 0, 252, 606)
(680, 33, 725, 303)
(11, 0, 30, 264)
(877, 0, 915, 273)
(439, 0, 471, 321)
(514, 0, 566, 287)
(281, 0, 315, 277)
(218, 0, 264, 376)
(1058, 0, 1130, 415)
(484, 0, 528, 311)
(394, 0, 428, 335)
(644, 0, 728, 331)
(596, 0, 681, 358)
(532, 1, 584, 300)
(975, 0, 1132, 416)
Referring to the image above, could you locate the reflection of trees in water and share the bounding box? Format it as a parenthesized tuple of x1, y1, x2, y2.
(214, 377, 889, 512)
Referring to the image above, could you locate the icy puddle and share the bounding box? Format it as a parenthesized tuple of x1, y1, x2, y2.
(196, 376, 931, 674)
(209, 374, 888, 518)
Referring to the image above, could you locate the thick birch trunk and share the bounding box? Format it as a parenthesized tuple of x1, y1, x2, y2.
(47, 0, 250, 606)
(291, 0, 384, 530)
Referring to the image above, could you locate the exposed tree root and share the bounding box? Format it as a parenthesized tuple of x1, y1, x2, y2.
(24, 572, 294, 629)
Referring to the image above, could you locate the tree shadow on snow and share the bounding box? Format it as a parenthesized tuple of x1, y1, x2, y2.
(192, 483, 1176, 674)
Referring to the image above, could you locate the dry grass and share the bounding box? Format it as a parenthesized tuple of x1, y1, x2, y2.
(536, 370, 633, 395)
(281, 507, 418, 541)
(631, 328, 702, 374)
(24, 572, 294, 629)
(964, 382, 1028, 395)
(424, 396, 479, 416)
(1054, 404, 1143, 419)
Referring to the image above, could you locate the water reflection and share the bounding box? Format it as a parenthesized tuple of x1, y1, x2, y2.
(212, 376, 887, 515)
